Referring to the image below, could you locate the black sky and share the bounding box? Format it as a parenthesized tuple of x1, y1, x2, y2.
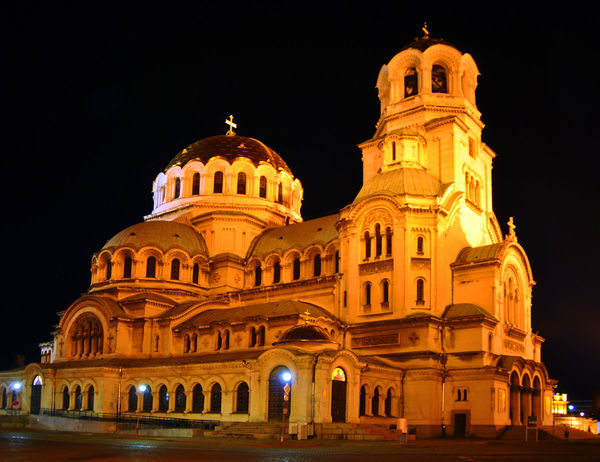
(1, 2, 598, 400)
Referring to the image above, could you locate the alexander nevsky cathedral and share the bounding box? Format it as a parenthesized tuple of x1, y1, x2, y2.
(0, 30, 555, 438)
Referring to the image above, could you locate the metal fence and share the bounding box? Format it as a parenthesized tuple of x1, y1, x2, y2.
(40, 408, 219, 429)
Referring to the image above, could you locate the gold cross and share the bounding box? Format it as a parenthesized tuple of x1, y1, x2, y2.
(422, 22, 429, 38)
(225, 115, 237, 136)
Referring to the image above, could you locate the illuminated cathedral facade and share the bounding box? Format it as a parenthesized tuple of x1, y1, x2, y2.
(0, 32, 555, 438)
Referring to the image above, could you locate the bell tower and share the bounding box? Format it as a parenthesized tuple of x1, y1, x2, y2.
(359, 26, 495, 216)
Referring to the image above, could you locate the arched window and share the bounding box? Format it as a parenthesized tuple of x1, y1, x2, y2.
(87, 386, 94, 411)
(170, 258, 180, 280)
(416, 278, 425, 305)
(385, 388, 393, 416)
(192, 384, 204, 413)
(382, 279, 389, 304)
(142, 386, 152, 412)
(432, 64, 447, 93)
(313, 254, 321, 277)
(210, 383, 222, 413)
(250, 326, 257, 347)
(392, 141, 396, 161)
(359, 385, 366, 416)
(236, 382, 249, 414)
(259, 176, 267, 198)
(372, 387, 380, 416)
(375, 224, 382, 257)
(417, 236, 424, 255)
(404, 67, 418, 97)
(273, 260, 281, 283)
(184, 335, 190, 353)
(292, 257, 301, 280)
(364, 231, 371, 259)
(385, 227, 392, 255)
(175, 385, 186, 412)
(216, 331, 222, 350)
(74, 386, 82, 411)
(364, 282, 372, 306)
(174, 177, 181, 198)
(257, 325, 265, 347)
(192, 263, 199, 284)
(62, 387, 70, 410)
(146, 256, 156, 278)
(223, 330, 230, 350)
(277, 182, 283, 203)
(334, 250, 340, 273)
(237, 172, 247, 194)
(488, 333, 493, 352)
(213, 171, 223, 194)
(158, 385, 168, 412)
(128, 386, 137, 412)
(192, 172, 200, 195)
(254, 264, 262, 286)
(123, 255, 132, 278)
(105, 259, 112, 280)
(192, 333, 198, 352)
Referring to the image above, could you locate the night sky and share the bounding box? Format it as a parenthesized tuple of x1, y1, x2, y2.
(2, 3, 598, 400)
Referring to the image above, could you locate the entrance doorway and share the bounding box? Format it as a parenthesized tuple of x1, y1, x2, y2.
(454, 413, 467, 437)
(268, 366, 291, 421)
(30, 376, 42, 415)
(331, 367, 346, 422)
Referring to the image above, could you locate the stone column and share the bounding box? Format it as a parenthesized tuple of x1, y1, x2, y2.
(136, 391, 144, 412)
(167, 390, 176, 413)
(521, 387, 532, 421)
(184, 389, 194, 413)
(151, 391, 159, 412)
(510, 385, 521, 425)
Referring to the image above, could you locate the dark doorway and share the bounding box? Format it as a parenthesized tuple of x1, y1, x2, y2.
(268, 366, 291, 421)
(30, 376, 42, 415)
(331, 367, 346, 422)
(455, 413, 467, 437)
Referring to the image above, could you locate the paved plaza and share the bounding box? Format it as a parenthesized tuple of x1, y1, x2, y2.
(1, 429, 599, 461)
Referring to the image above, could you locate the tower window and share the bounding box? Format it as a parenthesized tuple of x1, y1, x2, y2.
(273, 260, 281, 283)
(237, 172, 247, 195)
(170, 258, 180, 280)
(386, 227, 392, 255)
(259, 176, 267, 198)
(416, 278, 425, 305)
(364, 282, 372, 307)
(277, 182, 283, 203)
(334, 250, 340, 273)
(392, 141, 396, 161)
(382, 279, 389, 303)
(292, 257, 300, 280)
(417, 236, 424, 255)
(146, 256, 156, 278)
(192, 172, 200, 195)
(404, 67, 418, 97)
(214, 171, 223, 194)
(432, 64, 448, 93)
(364, 231, 371, 259)
(105, 259, 112, 280)
(375, 224, 382, 257)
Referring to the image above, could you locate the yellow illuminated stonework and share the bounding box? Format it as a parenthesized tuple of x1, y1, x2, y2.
(0, 30, 555, 439)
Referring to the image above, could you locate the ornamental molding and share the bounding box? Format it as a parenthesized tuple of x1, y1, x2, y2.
(359, 258, 393, 275)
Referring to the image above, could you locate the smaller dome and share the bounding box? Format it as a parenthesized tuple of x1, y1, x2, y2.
(279, 325, 331, 342)
(400, 35, 459, 53)
(102, 221, 208, 256)
(165, 135, 292, 174)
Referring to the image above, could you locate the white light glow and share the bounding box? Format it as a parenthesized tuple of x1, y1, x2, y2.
(282, 372, 292, 382)
(138, 384, 147, 393)
(10, 382, 21, 391)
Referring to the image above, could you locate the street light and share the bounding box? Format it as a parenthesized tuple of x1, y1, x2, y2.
(280, 371, 292, 442)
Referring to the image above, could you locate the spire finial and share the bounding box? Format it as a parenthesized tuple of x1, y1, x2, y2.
(506, 216, 517, 241)
(422, 22, 429, 38)
(225, 115, 237, 136)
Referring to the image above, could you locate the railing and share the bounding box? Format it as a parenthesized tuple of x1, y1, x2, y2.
(40, 408, 219, 429)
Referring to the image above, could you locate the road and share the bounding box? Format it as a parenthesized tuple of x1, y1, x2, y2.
(0, 430, 599, 461)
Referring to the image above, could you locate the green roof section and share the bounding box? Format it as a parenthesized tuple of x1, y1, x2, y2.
(178, 300, 336, 329)
(443, 303, 495, 320)
(353, 168, 442, 205)
(247, 214, 339, 258)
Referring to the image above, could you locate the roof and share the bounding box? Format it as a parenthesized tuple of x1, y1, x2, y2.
(165, 135, 292, 174)
(452, 242, 506, 266)
(279, 325, 331, 341)
(443, 303, 495, 320)
(178, 300, 336, 329)
(247, 214, 339, 258)
(353, 168, 442, 204)
(101, 221, 208, 256)
(400, 36, 459, 53)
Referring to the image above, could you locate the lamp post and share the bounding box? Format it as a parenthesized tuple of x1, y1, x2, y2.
(137, 384, 147, 436)
(280, 372, 291, 443)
